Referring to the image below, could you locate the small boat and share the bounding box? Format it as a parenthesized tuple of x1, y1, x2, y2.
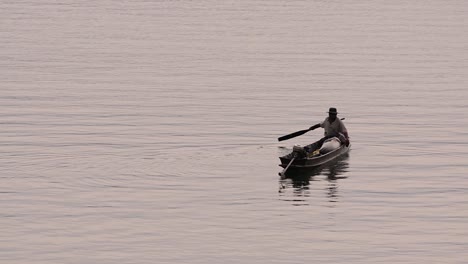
(279, 138, 351, 172)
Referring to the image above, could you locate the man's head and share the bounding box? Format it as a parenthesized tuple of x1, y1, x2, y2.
(328, 107, 338, 121)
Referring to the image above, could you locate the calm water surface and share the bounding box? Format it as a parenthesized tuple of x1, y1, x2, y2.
(1, 1, 467, 263)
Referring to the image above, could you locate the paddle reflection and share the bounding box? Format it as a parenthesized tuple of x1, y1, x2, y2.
(278, 154, 349, 205)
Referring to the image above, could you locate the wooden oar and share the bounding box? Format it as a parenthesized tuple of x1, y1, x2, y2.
(279, 156, 296, 177)
(277, 118, 345, 142)
(278, 129, 312, 142)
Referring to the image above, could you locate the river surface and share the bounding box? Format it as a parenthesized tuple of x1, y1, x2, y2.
(1, 1, 467, 263)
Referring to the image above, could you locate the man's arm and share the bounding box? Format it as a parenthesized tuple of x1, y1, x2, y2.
(342, 126, 350, 146)
(338, 120, 350, 145)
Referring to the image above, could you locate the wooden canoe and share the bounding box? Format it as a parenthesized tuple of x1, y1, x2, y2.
(279, 139, 351, 169)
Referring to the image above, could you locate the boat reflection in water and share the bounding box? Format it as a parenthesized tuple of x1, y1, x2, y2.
(278, 153, 350, 205)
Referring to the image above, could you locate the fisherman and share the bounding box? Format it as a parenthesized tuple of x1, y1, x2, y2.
(308, 107, 350, 148)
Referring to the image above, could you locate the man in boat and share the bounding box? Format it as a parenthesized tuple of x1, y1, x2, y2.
(308, 107, 350, 149)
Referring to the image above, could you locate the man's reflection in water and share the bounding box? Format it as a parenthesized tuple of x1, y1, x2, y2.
(278, 154, 350, 204)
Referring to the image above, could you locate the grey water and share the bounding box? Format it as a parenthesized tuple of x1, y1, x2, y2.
(1, 1, 467, 263)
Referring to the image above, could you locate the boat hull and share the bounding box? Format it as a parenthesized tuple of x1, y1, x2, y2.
(279, 142, 350, 169)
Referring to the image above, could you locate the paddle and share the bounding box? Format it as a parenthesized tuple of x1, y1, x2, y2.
(278, 128, 312, 142)
(278, 118, 345, 142)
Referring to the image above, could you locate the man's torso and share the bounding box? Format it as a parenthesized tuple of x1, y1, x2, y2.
(321, 117, 346, 137)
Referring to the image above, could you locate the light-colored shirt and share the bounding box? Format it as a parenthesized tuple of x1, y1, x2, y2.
(320, 117, 348, 137)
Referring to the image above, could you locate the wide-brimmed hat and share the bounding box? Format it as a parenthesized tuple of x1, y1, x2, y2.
(327, 107, 338, 114)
